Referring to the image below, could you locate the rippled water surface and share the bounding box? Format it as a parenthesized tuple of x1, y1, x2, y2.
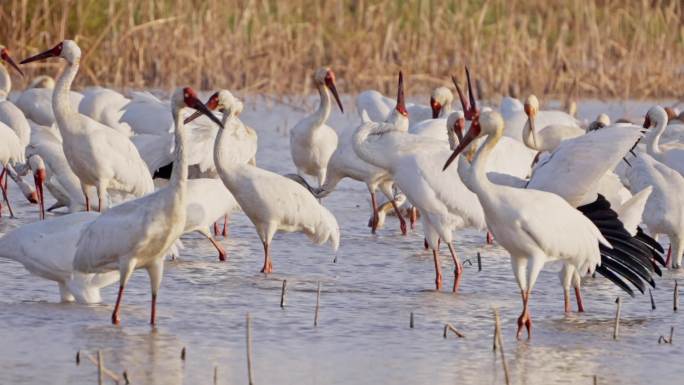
(1, 97, 682, 385)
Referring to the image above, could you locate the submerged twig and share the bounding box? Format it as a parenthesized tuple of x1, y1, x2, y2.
(613, 297, 622, 340)
(493, 308, 510, 385)
(674, 280, 679, 312)
(246, 313, 254, 385)
(443, 323, 465, 338)
(280, 280, 288, 308)
(314, 281, 322, 327)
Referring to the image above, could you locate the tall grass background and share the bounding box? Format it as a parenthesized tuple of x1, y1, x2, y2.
(1, 0, 682, 100)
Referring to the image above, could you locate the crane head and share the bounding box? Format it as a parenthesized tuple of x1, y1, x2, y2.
(21, 41, 62, 64)
(315, 67, 344, 113)
(179, 87, 222, 128)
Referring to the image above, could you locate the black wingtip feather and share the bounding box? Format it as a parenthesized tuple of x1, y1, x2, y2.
(577, 195, 665, 297)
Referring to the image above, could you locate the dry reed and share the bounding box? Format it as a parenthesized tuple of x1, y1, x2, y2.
(1, 0, 682, 100)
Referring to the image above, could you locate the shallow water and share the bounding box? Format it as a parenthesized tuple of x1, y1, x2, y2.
(1, 97, 682, 385)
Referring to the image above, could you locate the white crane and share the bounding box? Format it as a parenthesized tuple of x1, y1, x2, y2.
(642, 105, 684, 176)
(290, 67, 343, 188)
(624, 153, 684, 268)
(488, 123, 663, 313)
(522, 95, 585, 154)
(443, 109, 618, 339)
(0, 212, 119, 303)
(499, 95, 580, 142)
(352, 72, 486, 291)
(73, 87, 222, 325)
(212, 90, 339, 273)
(21, 40, 153, 212)
(319, 75, 412, 235)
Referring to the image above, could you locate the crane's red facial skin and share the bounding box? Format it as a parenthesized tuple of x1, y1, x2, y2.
(430, 97, 441, 119)
(180, 87, 223, 128)
(20, 42, 64, 64)
(0, 48, 24, 76)
(324, 70, 344, 113)
(184, 92, 220, 124)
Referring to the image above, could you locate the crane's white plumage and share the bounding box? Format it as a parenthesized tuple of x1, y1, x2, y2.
(78, 87, 131, 136)
(625, 153, 684, 268)
(184, 178, 240, 261)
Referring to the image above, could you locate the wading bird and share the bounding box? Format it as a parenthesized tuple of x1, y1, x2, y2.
(73, 87, 222, 325)
(21, 40, 153, 212)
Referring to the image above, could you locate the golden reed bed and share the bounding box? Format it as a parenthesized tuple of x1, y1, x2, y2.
(1, 0, 682, 100)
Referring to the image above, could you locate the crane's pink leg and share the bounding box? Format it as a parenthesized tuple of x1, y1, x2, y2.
(34, 169, 46, 220)
(486, 231, 494, 244)
(261, 241, 273, 274)
(516, 290, 532, 340)
(574, 286, 585, 312)
(222, 215, 229, 237)
(369, 192, 379, 234)
(213, 222, 220, 236)
(150, 293, 157, 326)
(666, 245, 672, 268)
(208, 236, 227, 261)
(390, 199, 408, 235)
(433, 249, 443, 290)
(564, 289, 571, 313)
(447, 243, 463, 292)
(0, 168, 5, 217)
(112, 285, 125, 325)
(83, 192, 90, 212)
(409, 207, 418, 229)
(0, 169, 15, 218)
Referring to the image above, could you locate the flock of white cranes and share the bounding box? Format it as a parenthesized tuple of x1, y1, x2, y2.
(0, 39, 682, 339)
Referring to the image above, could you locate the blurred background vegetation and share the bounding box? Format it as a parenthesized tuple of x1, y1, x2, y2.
(1, 0, 682, 100)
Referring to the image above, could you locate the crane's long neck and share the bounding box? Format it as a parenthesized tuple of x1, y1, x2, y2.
(53, 59, 81, 135)
(439, 102, 453, 118)
(213, 112, 242, 189)
(170, 107, 188, 190)
(467, 132, 499, 194)
(311, 83, 332, 130)
(0, 65, 10, 100)
(522, 117, 538, 150)
(647, 119, 666, 156)
(352, 121, 398, 173)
